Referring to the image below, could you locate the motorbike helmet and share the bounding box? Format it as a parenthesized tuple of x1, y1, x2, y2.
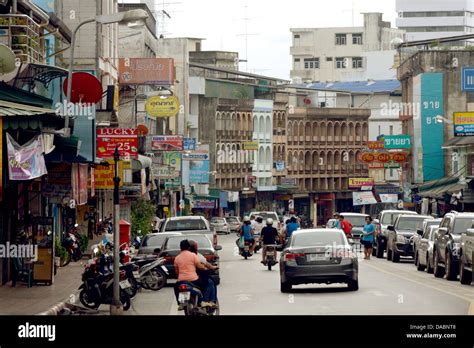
(266, 218, 274, 225)
(243, 216, 250, 222)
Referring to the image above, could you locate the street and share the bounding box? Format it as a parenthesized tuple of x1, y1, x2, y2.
(125, 233, 474, 316)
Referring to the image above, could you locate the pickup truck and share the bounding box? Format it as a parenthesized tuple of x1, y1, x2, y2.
(159, 216, 218, 247)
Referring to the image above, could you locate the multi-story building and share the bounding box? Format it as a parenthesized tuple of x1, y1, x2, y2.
(396, 0, 474, 43)
(290, 13, 405, 83)
(286, 105, 370, 224)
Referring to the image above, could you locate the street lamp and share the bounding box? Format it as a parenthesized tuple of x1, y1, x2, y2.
(65, 9, 149, 135)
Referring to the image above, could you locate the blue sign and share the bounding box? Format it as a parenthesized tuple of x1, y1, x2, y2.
(183, 138, 197, 151)
(275, 161, 285, 172)
(189, 160, 209, 184)
(219, 191, 228, 209)
(461, 67, 474, 92)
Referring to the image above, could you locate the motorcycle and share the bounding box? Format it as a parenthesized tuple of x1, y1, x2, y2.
(129, 252, 168, 292)
(263, 244, 278, 271)
(176, 282, 219, 316)
(239, 240, 253, 260)
(61, 224, 82, 267)
(78, 260, 132, 311)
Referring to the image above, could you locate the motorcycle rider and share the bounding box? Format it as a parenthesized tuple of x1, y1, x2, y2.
(188, 240, 219, 304)
(238, 216, 255, 255)
(282, 216, 299, 242)
(174, 239, 216, 308)
(260, 218, 279, 264)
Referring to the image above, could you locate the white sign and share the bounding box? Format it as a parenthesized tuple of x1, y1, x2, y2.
(352, 192, 377, 206)
(380, 194, 398, 203)
(183, 153, 209, 161)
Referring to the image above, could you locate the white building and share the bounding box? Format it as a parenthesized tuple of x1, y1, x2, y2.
(290, 13, 405, 83)
(396, 0, 474, 43)
(252, 100, 275, 191)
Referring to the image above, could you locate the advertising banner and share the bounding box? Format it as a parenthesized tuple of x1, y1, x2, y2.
(97, 128, 138, 160)
(145, 95, 180, 118)
(353, 191, 377, 206)
(379, 194, 399, 203)
(92, 160, 123, 189)
(151, 135, 183, 151)
(189, 160, 210, 184)
(118, 58, 174, 85)
(348, 178, 374, 189)
(193, 199, 216, 209)
(72, 163, 88, 206)
(454, 112, 474, 137)
(6, 133, 47, 181)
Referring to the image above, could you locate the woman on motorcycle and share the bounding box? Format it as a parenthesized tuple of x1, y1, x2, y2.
(238, 216, 255, 255)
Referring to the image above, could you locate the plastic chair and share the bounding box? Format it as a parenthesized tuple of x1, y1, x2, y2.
(12, 257, 33, 288)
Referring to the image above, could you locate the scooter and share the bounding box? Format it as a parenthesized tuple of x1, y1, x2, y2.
(263, 244, 278, 271)
(130, 252, 168, 292)
(78, 261, 132, 311)
(239, 240, 253, 260)
(176, 282, 219, 316)
(61, 225, 82, 267)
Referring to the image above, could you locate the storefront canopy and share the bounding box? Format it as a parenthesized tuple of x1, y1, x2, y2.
(417, 177, 466, 199)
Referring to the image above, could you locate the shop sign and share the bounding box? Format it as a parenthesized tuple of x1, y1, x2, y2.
(92, 160, 123, 189)
(151, 135, 183, 151)
(145, 95, 180, 118)
(379, 194, 399, 203)
(383, 135, 412, 149)
(352, 191, 377, 206)
(367, 141, 384, 150)
(183, 138, 197, 151)
(280, 178, 297, 187)
(348, 178, 374, 189)
(454, 112, 474, 136)
(72, 163, 88, 206)
(360, 152, 408, 164)
(118, 58, 174, 86)
(97, 128, 138, 160)
(193, 199, 215, 209)
(243, 141, 259, 151)
(152, 165, 175, 179)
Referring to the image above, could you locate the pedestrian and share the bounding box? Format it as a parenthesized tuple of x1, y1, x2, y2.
(333, 213, 341, 229)
(361, 216, 375, 260)
(338, 215, 353, 238)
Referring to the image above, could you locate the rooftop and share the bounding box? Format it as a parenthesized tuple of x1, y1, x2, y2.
(295, 79, 401, 94)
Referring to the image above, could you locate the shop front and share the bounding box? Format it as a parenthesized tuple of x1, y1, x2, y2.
(316, 193, 336, 227)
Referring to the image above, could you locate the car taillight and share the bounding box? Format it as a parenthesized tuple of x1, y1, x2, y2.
(179, 284, 188, 291)
(205, 254, 216, 262)
(285, 253, 304, 261)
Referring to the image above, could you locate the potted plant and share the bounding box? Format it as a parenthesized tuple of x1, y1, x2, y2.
(54, 236, 66, 267)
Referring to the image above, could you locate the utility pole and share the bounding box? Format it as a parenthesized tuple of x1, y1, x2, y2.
(236, 4, 258, 72)
(110, 147, 122, 315)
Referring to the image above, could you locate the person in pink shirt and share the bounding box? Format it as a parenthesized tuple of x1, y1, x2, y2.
(174, 239, 217, 308)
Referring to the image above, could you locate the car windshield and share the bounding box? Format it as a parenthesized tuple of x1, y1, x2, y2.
(429, 228, 438, 241)
(342, 216, 367, 227)
(252, 213, 277, 220)
(453, 217, 474, 234)
(425, 220, 440, 230)
(142, 234, 167, 247)
(165, 235, 211, 250)
(164, 219, 208, 231)
(291, 231, 346, 247)
(397, 217, 431, 231)
(381, 212, 408, 225)
(211, 218, 226, 223)
(227, 217, 239, 223)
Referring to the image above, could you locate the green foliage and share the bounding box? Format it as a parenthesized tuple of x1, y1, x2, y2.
(78, 233, 89, 253)
(54, 236, 67, 259)
(131, 198, 157, 238)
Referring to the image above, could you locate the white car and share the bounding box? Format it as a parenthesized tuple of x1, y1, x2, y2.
(250, 211, 279, 229)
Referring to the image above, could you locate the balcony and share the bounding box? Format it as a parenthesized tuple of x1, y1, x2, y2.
(290, 46, 314, 56)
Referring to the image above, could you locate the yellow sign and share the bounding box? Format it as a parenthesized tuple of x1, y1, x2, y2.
(145, 95, 180, 118)
(90, 160, 123, 189)
(243, 141, 259, 151)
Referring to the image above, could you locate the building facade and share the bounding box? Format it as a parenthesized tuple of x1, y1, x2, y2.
(290, 13, 405, 83)
(396, 0, 474, 43)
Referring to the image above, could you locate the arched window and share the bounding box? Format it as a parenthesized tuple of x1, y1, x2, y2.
(259, 116, 265, 138)
(299, 151, 304, 172)
(312, 151, 319, 171)
(265, 146, 271, 166)
(266, 115, 272, 138)
(305, 151, 311, 171)
(253, 116, 259, 134)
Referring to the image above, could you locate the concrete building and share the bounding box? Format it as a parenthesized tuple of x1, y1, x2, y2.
(290, 13, 405, 83)
(286, 104, 370, 225)
(396, 0, 474, 43)
(397, 50, 474, 213)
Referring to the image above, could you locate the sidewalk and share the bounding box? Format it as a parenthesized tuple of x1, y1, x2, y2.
(0, 261, 84, 315)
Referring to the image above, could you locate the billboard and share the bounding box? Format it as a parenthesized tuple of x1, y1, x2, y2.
(151, 136, 183, 151)
(118, 58, 174, 85)
(353, 192, 377, 206)
(97, 128, 138, 160)
(454, 112, 474, 136)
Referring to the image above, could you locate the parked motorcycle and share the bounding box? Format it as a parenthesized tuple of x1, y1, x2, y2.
(176, 282, 219, 316)
(78, 260, 132, 311)
(129, 253, 168, 292)
(61, 224, 82, 267)
(263, 244, 278, 271)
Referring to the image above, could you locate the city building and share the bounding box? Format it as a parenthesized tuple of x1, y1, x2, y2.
(290, 13, 405, 83)
(396, 0, 474, 44)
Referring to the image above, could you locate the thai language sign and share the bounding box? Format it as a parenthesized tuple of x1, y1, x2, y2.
(348, 178, 374, 189)
(151, 135, 183, 151)
(118, 58, 174, 85)
(454, 112, 474, 136)
(97, 128, 138, 160)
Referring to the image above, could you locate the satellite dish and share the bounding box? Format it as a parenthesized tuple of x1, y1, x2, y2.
(0, 44, 17, 74)
(63, 72, 103, 104)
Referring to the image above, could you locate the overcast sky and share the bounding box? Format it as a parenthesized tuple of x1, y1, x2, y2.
(124, 0, 397, 79)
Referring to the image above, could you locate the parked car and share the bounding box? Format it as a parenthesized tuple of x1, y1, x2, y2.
(226, 216, 242, 233)
(373, 210, 418, 258)
(459, 227, 474, 285)
(414, 226, 438, 273)
(433, 211, 474, 280)
(159, 216, 217, 247)
(159, 234, 222, 285)
(250, 212, 280, 229)
(279, 229, 358, 292)
(137, 232, 182, 256)
(412, 218, 442, 258)
(210, 217, 230, 235)
(338, 213, 370, 240)
(386, 214, 433, 262)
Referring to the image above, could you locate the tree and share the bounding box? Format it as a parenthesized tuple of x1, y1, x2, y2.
(131, 198, 157, 237)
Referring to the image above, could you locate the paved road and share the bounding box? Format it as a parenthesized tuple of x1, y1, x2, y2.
(125, 233, 474, 315)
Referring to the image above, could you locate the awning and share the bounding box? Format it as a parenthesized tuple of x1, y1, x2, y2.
(0, 100, 56, 116)
(443, 137, 474, 148)
(132, 155, 152, 171)
(9, 63, 68, 88)
(418, 177, 466, 198)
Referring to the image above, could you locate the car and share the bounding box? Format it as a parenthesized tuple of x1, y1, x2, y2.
(250, 211, 280, 229)
(279, 229, 359, 292)
(433, 211, 474, 281)
(159, 216, 218, 247)
(210, 217, 230, 235)
(373, 210, 419, 258)
(459, 226, 474, 285)
(226, 216, 242, 233)
(386, 214, 433, 262)
(158, 234, 222, 285)
(412, 218, 441, 258)
(325, 219, 339, 229)
(338, 213, 370, 239)
(137, 232, 182, 256)
(414, 226, 438, 273)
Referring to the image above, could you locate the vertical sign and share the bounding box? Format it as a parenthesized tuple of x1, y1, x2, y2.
(421, 73, 444, 181)
(412, 75, 423, 184)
